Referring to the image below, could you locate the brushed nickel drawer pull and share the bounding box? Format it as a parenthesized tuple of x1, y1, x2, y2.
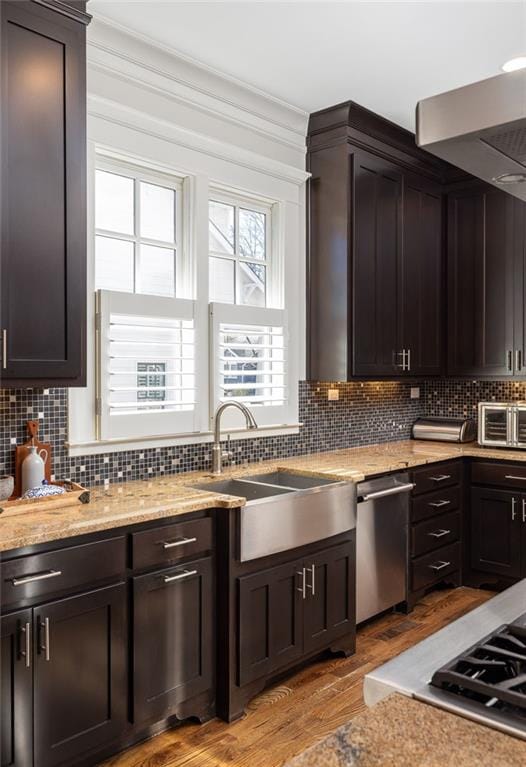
(429, 475, 451, 482)
(39, 617, 51, 662)
(161, 536, 197, 549)
(296, 567, 306, 599)
(505, 475, 526, 481)
(11, 569, 62, 587)
(428, 500, 451, 508)
(428, 529, 451, 538)
(306, 564, 316, 596)
(2, 329, 6, 370)
(429, 560, 451, 572)
(162, 568, 197, 584)
(20, 622, 31, 668)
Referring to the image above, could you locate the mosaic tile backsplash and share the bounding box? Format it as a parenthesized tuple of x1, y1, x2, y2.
(4, 378, 525, 487)
(0, 381, 424, 486)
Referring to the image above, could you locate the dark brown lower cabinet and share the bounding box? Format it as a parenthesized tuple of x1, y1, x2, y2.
(470, 487, 523, 579)
(1, 610, 32, 767)
(133, 557, 214, 724)
(1, 585, 126, 767)
(238, 558, 304, 686)
(237, 541, 355, 692)
(303, 543, 354, 654)
(33, 584, 127, 767)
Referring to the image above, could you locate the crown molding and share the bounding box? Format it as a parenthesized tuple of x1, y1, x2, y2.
(87, 17, 307, 155)
(87, 94, 310, 187)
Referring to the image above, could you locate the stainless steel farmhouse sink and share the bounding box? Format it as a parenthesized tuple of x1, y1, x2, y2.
(192, 473, 356, 562)
(191, 477, 293, 502)
(241, 469, 339, 490)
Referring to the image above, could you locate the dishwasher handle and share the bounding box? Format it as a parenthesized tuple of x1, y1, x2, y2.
(359, 482, 415, 503)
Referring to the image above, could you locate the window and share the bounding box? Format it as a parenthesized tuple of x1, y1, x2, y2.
(83, 152, 298, 448)
(95, 161, 181, 298)
(210, 303, 293, 429)
(97, 291, 197, 440)
(209, 196, 271, 307)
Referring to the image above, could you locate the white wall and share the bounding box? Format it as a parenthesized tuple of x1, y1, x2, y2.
(68, 18, 309, 454)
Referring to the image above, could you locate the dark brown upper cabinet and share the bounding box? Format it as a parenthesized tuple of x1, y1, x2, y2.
(447, 182, 526, 378)
(0, 1, 90, 387)
(307, 101, 446, 380)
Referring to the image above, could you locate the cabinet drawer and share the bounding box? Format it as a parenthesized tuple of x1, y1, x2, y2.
(132, 516, 213, 570)
(411, 461, 461, 496)
(411, 511, 460, 558)
(471, 461, 526, 490)
(1, 537, 126, 608)
(411, 542, 460, 592)
(411, 486, 461, 523)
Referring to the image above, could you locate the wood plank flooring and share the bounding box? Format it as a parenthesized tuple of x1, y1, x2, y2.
(102, 587, 494, 767)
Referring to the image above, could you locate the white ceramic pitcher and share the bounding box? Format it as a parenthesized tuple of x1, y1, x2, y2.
(21, 446, 48, 493)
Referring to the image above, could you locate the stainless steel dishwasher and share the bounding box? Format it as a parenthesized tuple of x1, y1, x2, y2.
(356, 473, 414, 624)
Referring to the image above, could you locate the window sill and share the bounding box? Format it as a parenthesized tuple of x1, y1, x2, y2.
(66, 423, 302, 457)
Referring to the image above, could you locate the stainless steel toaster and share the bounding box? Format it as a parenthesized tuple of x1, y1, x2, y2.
(412, 416, 477, 443)
(478, 402, 526, 448)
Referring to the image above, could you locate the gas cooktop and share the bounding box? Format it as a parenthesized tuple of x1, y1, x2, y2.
(430, 615, 526, 727)
(363, 581, 526, 740)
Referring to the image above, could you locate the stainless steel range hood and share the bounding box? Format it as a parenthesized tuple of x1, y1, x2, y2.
(416, 69, 526, 200)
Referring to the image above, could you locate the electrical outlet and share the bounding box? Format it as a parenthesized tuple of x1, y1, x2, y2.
(410, 387, 420, 399)
(328, 388, 339, 401)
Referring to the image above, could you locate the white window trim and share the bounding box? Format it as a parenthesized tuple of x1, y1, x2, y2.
(95, 156, 187, 298)
(68, 140, 303, 455)
(209, 186, 283, 309)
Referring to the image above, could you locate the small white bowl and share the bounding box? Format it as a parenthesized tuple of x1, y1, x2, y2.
(0, 476, 14, 501)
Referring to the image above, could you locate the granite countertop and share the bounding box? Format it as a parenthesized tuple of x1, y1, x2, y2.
(3, 438, 526, 552)
(283, 693, 526, 767)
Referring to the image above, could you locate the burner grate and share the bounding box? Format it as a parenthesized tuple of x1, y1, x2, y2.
(431, 623, 526, 716)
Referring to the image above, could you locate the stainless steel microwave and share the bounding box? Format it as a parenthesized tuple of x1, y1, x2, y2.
(478, 402, 526, 448)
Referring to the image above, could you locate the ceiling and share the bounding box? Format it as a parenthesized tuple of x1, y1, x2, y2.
(89, 1, 526, 130)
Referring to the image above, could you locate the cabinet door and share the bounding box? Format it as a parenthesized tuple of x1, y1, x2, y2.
(400, 174, 443, 375)
(303, 542, 355, 655)
(352, 150, 403, 376)
(238, 558, 304, 686)
(470, 488, 522, 579)
(0, 1, 86, 385)
(33, 584, 126, 767)
(1, 611, 32, 767)
(513, 199, 526, 376)
(133, 557, 213, 724)
(448, 185, 515, 377)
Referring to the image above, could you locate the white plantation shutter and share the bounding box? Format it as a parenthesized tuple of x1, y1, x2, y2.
(97, 290, 198, 439)
(210, 302, 294, 428)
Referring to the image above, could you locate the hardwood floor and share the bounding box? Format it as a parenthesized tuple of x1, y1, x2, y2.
(102, 587, 494, 767)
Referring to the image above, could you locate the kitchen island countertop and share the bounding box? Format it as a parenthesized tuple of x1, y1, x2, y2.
(2, 438, 526, 552)
(283, 693, 526, 767)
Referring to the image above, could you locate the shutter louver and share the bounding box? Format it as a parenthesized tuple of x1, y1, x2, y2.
(98, 291, 198, 439)
(210, 303, 292, 429)
(218, 322, 286, 406)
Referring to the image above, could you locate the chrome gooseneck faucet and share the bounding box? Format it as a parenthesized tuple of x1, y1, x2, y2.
(211, 401, 258, 474)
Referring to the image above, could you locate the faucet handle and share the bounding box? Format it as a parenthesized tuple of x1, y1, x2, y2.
(223, 434, 234, 462)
